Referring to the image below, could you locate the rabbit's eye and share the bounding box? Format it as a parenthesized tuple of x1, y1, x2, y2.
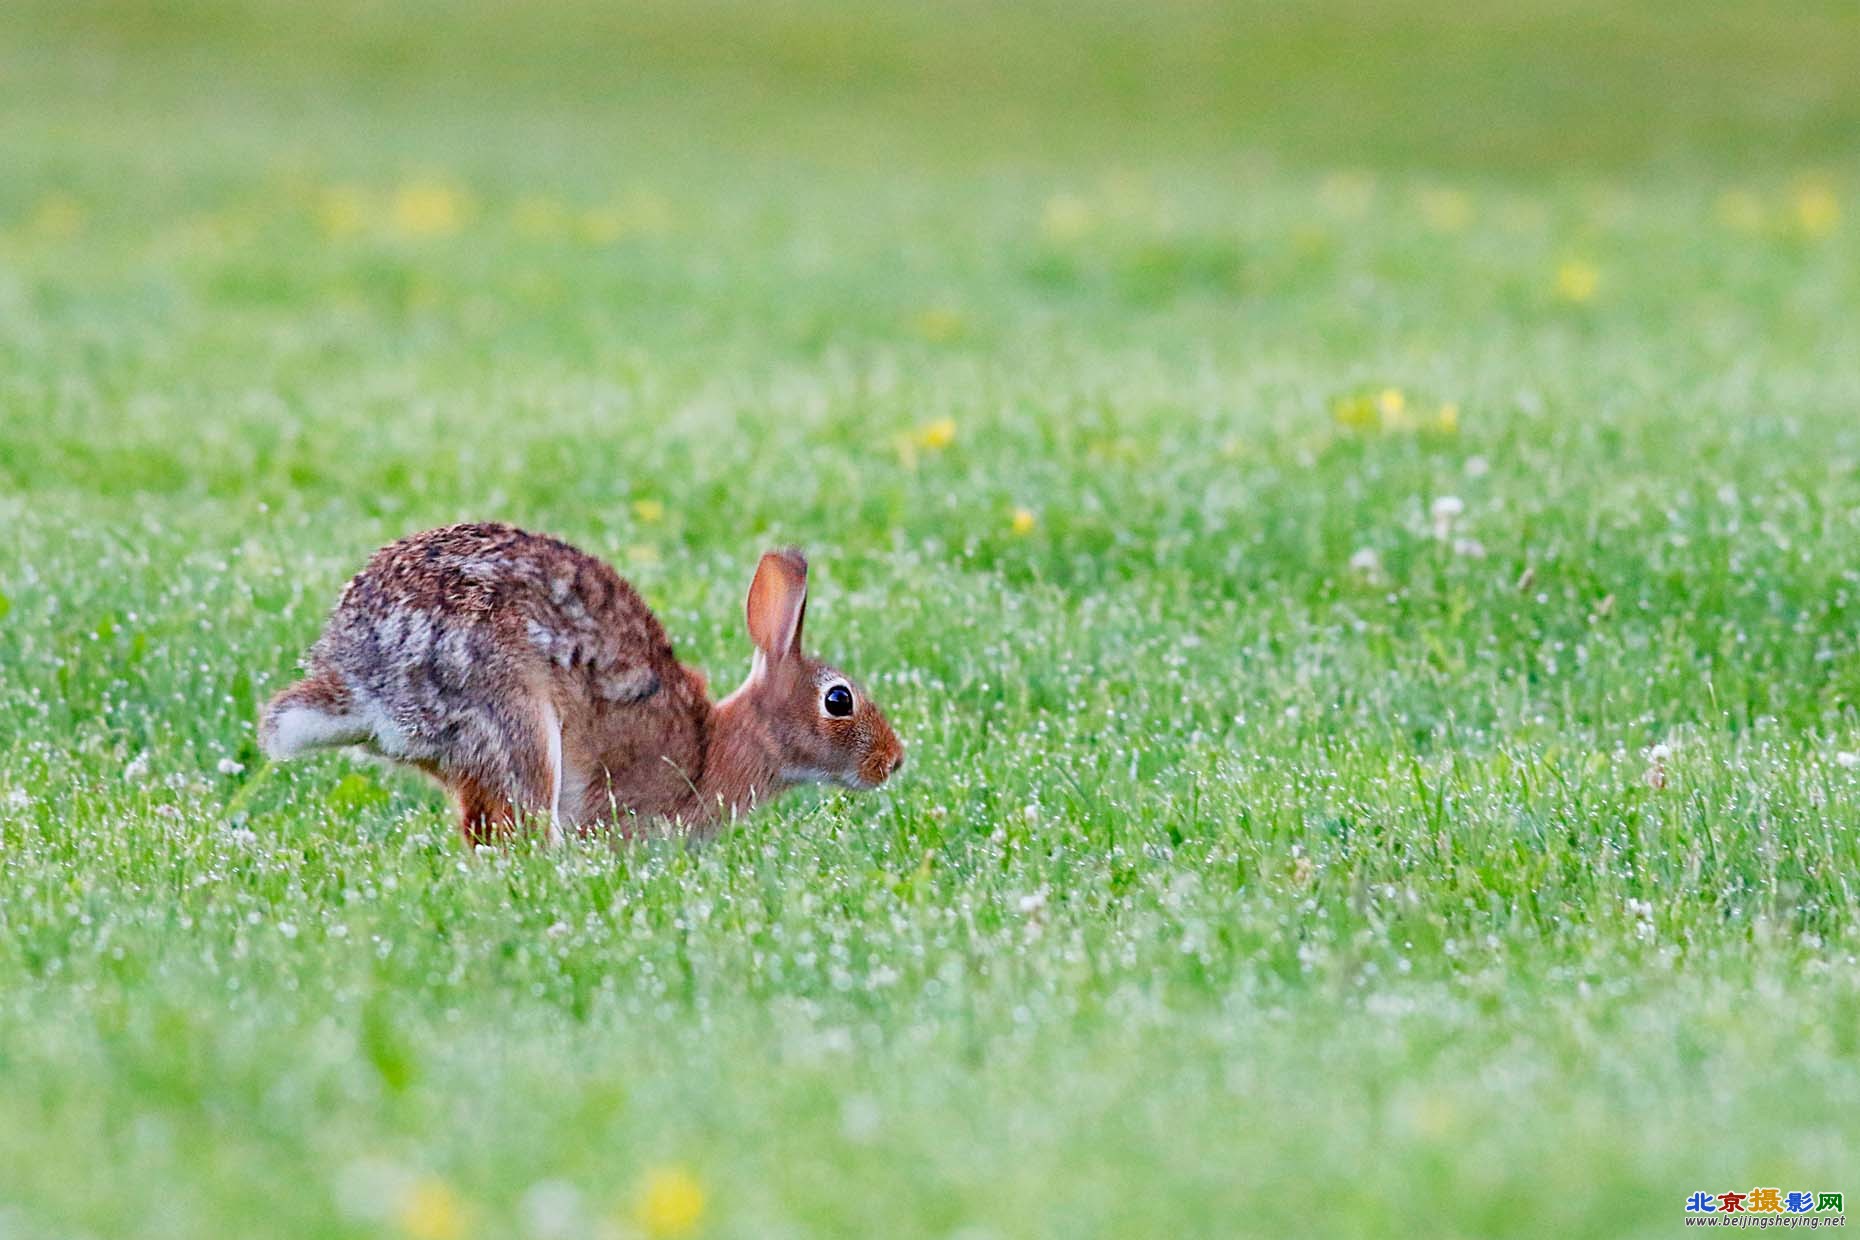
(823, 684, 854, 717)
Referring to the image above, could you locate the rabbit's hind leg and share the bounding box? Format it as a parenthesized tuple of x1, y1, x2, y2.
(454, 772, 519, 847)
(449, 699, 567, 848)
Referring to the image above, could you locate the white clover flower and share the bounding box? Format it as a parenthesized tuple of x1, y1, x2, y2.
(123, 752, 152, 783)
(519, 1179, 584, 1240)
(1430, 495, 1466, 540)
(1643, 742, 1671, 790)
(1348, 547, 1383, 576)
(1837, 752, 1860, 770)
(332, 1158, 415, 1224)
(840, 1094, 882, 1143)
(217, 757, 246, 776)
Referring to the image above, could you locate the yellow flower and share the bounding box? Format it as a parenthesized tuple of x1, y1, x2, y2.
(1317, 171, 1375, 219)
(29, 193, 85, 239)
(1085, 436, 1141, 464)
(1553, 259, 1600, 304)
(396, 1176, 465, 1240)
(632, 498, 665, 523)
(512, 195, 569, 238)
(514, 268, 565, 305)
(1397, 1090, 1461, 1141)
(1099, 169, 1152, 209)
(913, 307, 965, 343)
(636, 1166, 706, 1238)
(1011, 507, 1038, 536)
(200, 207, 264, 248)
(1040, 193, 1093, 242)
(578, 207, 627, 245)
(1794, 183, 1839, 239)
(393, 180, 467, 238)
(916, 417, 957, 450)
(1332, 394, 1377, 431)
(1291, 225, 1330, 257)
(407, 277, 443, 311)
(1416, 187, 1472, 233)
(620, 189, 674, 235)
(1334, 388, 1449, 435)
(1715, 189, 1766, 234)
(315, 186, 369, 239)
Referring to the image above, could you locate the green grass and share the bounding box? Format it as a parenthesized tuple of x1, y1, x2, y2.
(4, 2, 1860, 1236)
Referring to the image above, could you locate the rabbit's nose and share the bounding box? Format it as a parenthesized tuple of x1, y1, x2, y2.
(888, 747, 906, 776)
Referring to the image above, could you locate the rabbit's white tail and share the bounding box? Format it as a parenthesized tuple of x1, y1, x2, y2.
(260, 672, 369, 760)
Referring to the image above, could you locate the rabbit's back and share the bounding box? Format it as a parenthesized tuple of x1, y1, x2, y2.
(308, 523, 681, 757)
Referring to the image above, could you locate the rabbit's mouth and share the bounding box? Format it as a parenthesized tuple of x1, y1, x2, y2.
(857, 744, 906, 789)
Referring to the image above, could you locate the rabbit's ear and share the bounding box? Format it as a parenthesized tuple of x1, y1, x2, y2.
(746, 548, 808, 663)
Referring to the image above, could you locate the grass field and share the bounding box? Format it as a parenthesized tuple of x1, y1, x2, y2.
(4, 2, 1860, 1236)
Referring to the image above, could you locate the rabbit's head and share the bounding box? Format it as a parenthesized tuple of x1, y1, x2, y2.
(732, 548, 904, 791)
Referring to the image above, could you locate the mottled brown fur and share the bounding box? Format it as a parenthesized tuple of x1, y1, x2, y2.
(260, 523, 903, 844)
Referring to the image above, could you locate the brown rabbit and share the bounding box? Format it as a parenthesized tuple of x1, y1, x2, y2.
(258, 523, 903, 844)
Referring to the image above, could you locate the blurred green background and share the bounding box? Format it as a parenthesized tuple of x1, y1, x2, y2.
(9, 0, 1860, 178)
(4, 3, 1860, 1238)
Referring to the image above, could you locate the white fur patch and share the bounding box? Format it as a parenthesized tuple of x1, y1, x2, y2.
(541, 700, 565, 846)
(262, 705, 367, 759)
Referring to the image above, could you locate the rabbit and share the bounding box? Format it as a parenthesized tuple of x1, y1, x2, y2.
(258, 522, 904, 844)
